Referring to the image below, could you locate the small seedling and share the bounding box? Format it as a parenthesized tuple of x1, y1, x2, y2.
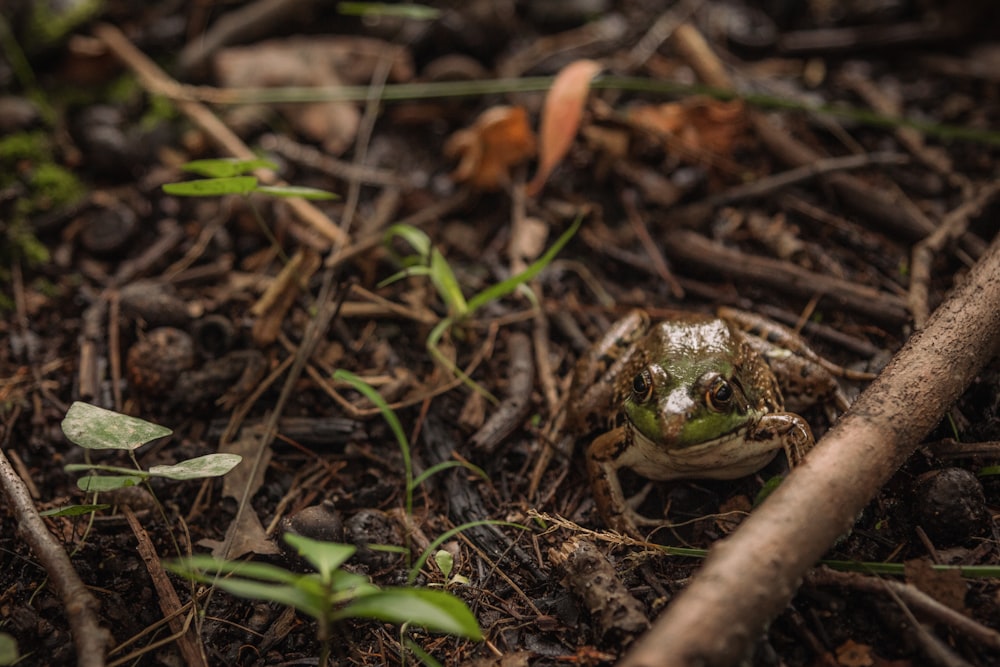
(381, 216, 581, 394)
(333, 369, 488, 521)
(167, 533, 481, 667)
(57, 401, 241, 500)
(162, 158, 336, 200)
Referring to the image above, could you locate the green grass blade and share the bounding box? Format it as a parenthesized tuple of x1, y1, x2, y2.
(466, 216, 581, 313)
(163, 176, 258, 197)
(254, 185, 338, 200)
(181, 158, 277, 177)
(333, 369, 413, 513)
(39, 504, 111, 517)
(337, 2, 440, 20)
(411, 460, 488, 490)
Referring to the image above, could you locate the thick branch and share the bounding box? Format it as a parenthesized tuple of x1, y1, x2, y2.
(0, 448, 112, 667)
(620, 231, 1000, 667)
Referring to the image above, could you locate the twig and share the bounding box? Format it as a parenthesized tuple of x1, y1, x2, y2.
(664, 229, 910, 324)
(619, 231, 1000, 666)
(909, 181, 1000, 328)
(93, 23, 346, 247)
(807, 567, 1000, 652)
(121, 506, 207, 667)
(0, 446, 112, 667)
(470, 331, 534, 453)
(622, 189, 683, 298)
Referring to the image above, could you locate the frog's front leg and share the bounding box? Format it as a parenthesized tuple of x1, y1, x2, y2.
(586, 426, 653, 536)
(749, 413, 815, 468)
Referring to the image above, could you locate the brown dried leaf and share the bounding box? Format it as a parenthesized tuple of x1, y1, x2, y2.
(835, 639, 875, 667)
(444, 106, 536, 191)
(904, 558, 968, 612)
(526, 59, 603, 196)
(628, 96, 747, 159)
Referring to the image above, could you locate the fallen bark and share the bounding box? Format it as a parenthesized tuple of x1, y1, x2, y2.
(620, 231, 1000, 666)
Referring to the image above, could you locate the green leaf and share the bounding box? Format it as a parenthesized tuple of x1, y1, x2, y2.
(412, 460, 488, 489)
(433, 550, 453, 579)
(167, 555, 302, 586)
(334, 588, 481, 640)
(254, 185, 338, 200)
(429, 248, 468, 316)
(163, 176, 258, 197)
(384, 224, 431, 257)
(213, 577, 325, 620)
(337, 2, 440, 20)
(333, 369, 413, 512)
(77, 475, 143, 492)
(148, 453, 243, 480)
(62, 402, 172, 450)
(283, 533, 356, 582)
(0, 632, 19, 666)
(409, 520, 525, 585)
(181, 158, 278, 177)
(466, 216, 581, 314)
(39, 503, 111, 517)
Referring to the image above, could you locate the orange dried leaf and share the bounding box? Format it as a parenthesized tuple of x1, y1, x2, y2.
(526, 59, 603, 197)
(835, 640, 875, 667)
(444, 105, 536, 191)
(628, 97, 747, 159)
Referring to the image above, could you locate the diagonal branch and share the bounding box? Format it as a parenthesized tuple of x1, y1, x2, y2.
(0, 447, 113, 667)
(620, 231, 1000, 666)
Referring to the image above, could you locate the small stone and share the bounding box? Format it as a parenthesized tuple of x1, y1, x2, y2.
(126, 327, 195, 396)
(914, 468, 987, 546)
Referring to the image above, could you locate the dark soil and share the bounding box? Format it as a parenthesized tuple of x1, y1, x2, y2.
(2, 1, 1000, 666)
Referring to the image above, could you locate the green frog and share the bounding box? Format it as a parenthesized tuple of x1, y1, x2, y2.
(569, 307, 868, 536)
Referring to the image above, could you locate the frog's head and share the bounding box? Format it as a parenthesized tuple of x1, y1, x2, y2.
(623, 318, 767, 449)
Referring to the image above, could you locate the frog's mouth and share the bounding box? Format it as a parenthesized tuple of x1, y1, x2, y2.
(625, 423, 780, 481)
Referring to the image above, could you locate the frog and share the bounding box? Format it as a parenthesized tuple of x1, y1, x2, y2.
(568, 307, 869, 537)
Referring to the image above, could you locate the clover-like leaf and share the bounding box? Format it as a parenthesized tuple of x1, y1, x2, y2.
(148, 453, 243, 480)
(62, 402, 172, 451)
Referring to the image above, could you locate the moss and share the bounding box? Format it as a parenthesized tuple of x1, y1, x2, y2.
(29, 163, 85, 210)
(0, 131, 51, 164)
(25, 0, 105, 49)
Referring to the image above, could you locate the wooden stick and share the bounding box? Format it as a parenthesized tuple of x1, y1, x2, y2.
(620, 231, 1000, 666)
(0, 447, 113, 667)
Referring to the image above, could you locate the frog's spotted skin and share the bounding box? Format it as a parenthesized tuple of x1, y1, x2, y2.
(570, 310, 846, 537)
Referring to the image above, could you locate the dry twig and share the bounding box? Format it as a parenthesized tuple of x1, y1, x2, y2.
(0, 446, 113, 667)
(619, 231, 1000, 666)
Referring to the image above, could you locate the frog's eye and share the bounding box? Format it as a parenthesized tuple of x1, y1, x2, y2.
(631, 370, 653, 403)
(706, 378, 734, 411)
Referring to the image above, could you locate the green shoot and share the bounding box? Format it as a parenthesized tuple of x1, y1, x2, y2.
(163, 158, 337, 200)
(166, 533, 481, 667)
(332, 370, 488, 520)
(338, 2, 441, 20)
(60, 401, 241, 496)
(383, 216, 582, 395)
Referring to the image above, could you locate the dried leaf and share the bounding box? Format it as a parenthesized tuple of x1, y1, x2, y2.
(444, 106, 536, 190)
(527, 59, 603, 196)
(835, 639, 874, 667)
(628, 97, 747, 159)
(904, 558, 967, 612)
